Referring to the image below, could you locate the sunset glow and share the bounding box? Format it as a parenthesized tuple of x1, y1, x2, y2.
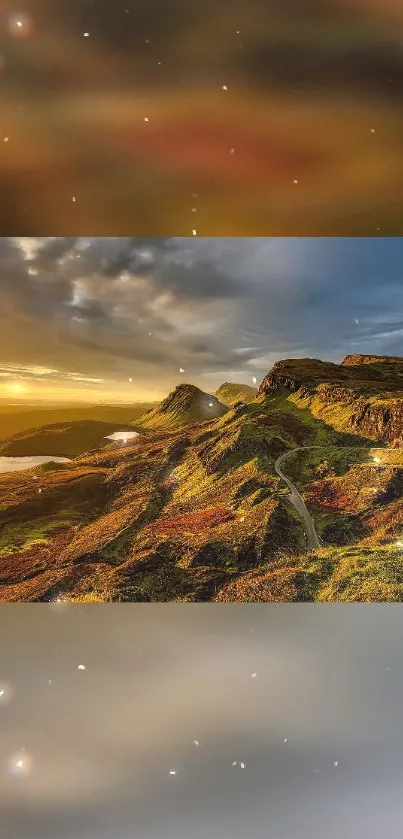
(0, 237, 402, 404)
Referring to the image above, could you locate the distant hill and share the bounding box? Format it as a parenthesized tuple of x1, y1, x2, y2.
(135, 384, 228, 429)
(215, 382, 257, 405)
(0, 403, 158, 443)
(0, 420, 134, 458)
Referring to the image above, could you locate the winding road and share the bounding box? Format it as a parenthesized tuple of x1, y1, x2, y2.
(275, 445, 398, 551)
(275, 447, 323, 550)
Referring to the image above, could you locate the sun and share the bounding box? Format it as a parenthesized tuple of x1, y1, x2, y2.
(6, 382, 29, 395)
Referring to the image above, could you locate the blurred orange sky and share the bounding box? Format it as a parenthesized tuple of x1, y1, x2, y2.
(0, 0, 403, 234)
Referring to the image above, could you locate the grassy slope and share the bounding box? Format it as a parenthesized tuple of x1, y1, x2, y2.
(215, 382, 257, 405)
(0, 360, 401, 602)
(0, 390, 384, 603)
(280, 445, 403, 545)
(215, 545, 403, 602)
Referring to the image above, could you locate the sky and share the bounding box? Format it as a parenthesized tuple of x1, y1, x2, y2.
(2, 604, 403, 839)
(1, 1, 403, 234)
(0, 236, 402, 402)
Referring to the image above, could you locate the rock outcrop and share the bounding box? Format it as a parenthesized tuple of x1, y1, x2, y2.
(258, 356, 403, 444)
(342, 354, 403, 366)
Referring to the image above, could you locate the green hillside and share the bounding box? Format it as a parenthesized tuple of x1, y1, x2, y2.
(136, 384, 228, 429)
(0, 355, 401, 603)
(215, 382, 257, 405)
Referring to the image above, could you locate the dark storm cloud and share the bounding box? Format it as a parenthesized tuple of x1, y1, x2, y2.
(1, 237, 403, 391)
(31, 237, 238, 300)
(67, 300, 107, 321)
(2, 606, 403, 839)
(33, 238, 80, 269)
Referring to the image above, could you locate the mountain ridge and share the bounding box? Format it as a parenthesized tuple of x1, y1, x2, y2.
(342, 353, 403, 366)
(257, 356, 403, 444)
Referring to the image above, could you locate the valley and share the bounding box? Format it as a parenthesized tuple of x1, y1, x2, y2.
(0, 354, 401, 602)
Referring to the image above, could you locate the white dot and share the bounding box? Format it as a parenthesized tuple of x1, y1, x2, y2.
(128, 377, 133, 383)
(334, 761, 338, 767)
(370, 128, 375, 133)
(8, 751, 33, 776)
(192, 229, 197, 236)
(293, 179, 298, 184)
(284, 738, 288, 743)
(77, 664, 86, 671)
(240, 761, 245, 769)
(4, 137, 9, 143)
(0, 682, 14, 705)
(83, 32, 90, 37)
(7, 13, 32, 38)
(193, 740, 199, 746)
(251, 672, 257, 678)
(144, 116, 149, 122)
(222, 84, 228, 91)
(49, 596, 67, 612)
(169, 769, 176, 775)
(72, 196, 76, 203)
(179, 368, 185, 373)
(252, 377, 257, 384)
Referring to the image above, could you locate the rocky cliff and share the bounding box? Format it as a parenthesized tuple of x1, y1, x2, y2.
(258, 357, 403, 444)
(342, 354, 403, 366)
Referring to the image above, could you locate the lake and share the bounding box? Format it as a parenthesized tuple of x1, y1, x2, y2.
(105, 431, 140, 443)
(0, 456, 71, 474)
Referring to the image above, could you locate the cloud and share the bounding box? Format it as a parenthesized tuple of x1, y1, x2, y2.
(0, 238, 401, 396)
